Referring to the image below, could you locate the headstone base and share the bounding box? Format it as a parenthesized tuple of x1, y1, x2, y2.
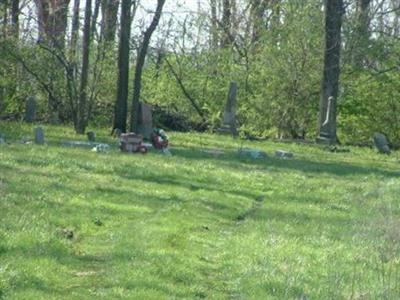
(316, 133, 335, 145)
(218, 124, 238, 137)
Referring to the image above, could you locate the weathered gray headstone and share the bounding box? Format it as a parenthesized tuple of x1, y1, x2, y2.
(87, 131, 96, 142)
(219, 81, 238, 137)
(373, 133, 391, 154)
(25, 96, 36, 123)
(120, 133, 143, 153)
(34, 127, 45, 145)
(137, 103, 153, 140)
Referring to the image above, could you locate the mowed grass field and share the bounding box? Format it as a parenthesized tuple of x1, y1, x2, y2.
(0, 122, 400, 299)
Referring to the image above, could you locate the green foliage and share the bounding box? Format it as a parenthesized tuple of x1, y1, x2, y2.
(1, 0, 399, 145)
(340, 71, 400, 147)
(244, 1, 323, 138)
(340, 33, 400, 147)
(140, 1, 324, 139)
(1, 122, 400, 299)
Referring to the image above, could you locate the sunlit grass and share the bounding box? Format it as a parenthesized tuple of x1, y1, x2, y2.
(1, 122, 400, 299)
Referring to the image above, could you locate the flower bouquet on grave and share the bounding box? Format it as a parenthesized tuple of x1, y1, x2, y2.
(151, 128, 169, 150)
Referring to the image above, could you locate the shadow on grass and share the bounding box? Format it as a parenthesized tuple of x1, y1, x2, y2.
(115, 166, 261, 201)
(171, 147, 400, 178)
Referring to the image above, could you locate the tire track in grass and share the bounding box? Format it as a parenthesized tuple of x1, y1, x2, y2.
(196, 195, 267, 298)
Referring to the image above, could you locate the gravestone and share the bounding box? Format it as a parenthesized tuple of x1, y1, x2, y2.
(373, 133, 391, 154)
(120, 133, 143, 153)
(219, 81, 238, 137)
(87, 131, 96, 142)
(238, 148, 267, 159)
(62, 141, 97, 148)
(137, 103, 153, 140)
(25, 96, 36, 123)
(34, 127, 45, 145)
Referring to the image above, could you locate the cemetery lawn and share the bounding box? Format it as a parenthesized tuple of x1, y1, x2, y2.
(1, 123, 400, 300)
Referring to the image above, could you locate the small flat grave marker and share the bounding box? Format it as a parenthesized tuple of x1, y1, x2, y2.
(238, 148, 267, 159)
(62, 141, 99, 148)
(120, 133, 143, 153)
(275, 150, 294, 158)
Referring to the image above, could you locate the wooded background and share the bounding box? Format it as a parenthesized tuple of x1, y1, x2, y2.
(0, 0, 399, 146)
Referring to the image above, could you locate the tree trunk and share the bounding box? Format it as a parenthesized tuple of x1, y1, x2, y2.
(100, 0, 119, 43)
(76, 0, 92, 134)
(221, 0, 232, 48)
(270, 0, 280, 32)
(52, 0, 70, 49)
(353, 0, 371, 68)
(69, 0, 80, 76)
(1, 1, 9, 113)
(317, 0, 344, 145)
(91, 0, 101, 38)
(113, 0, 132, 133)
(130, 0, 166, 132)
(34, 0, 71, 122)
(11, 0, 19, 39)
(2, 1, 8, 38)
(250, 0, 267, 43)
(35, 0, 71, 49)
(210, 0, 219, 49)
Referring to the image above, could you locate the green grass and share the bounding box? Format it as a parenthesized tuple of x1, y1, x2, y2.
(1, 122, 400, 299)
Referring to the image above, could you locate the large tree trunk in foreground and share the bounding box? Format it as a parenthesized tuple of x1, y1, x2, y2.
(113, 0, 132, 133)
(317, 0, 344, 145)
(76, 0, 92, 134)
(130, 0, 166, 132)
